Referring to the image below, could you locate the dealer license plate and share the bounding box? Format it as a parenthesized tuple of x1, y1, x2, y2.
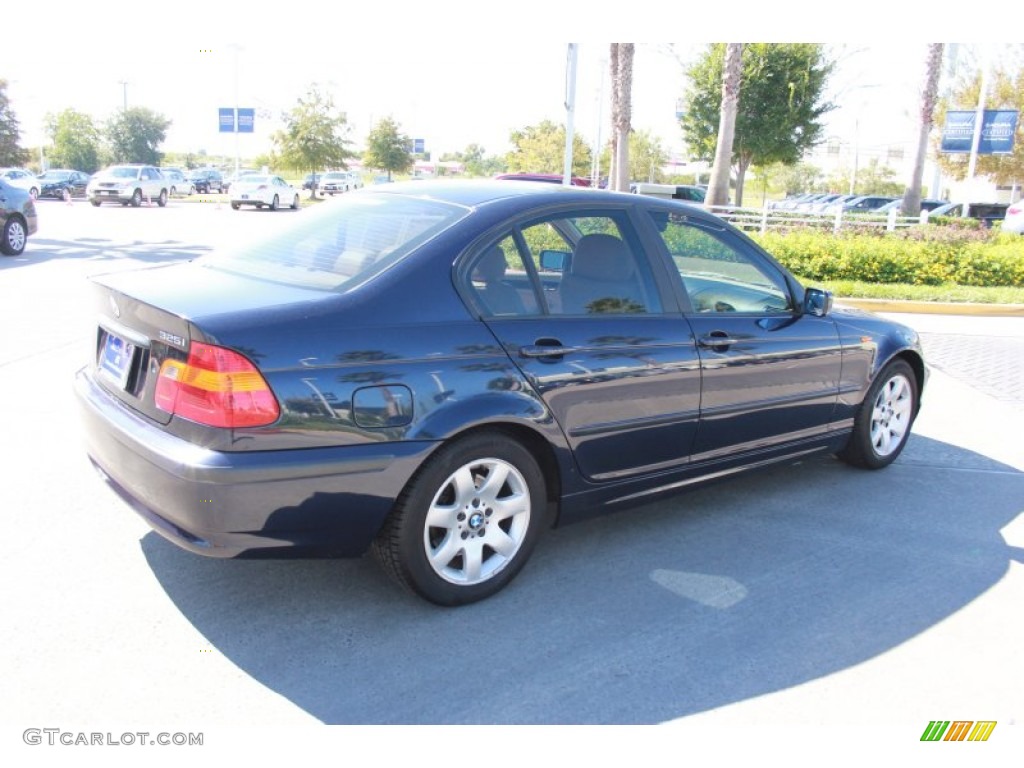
(99, 332, 135, 389)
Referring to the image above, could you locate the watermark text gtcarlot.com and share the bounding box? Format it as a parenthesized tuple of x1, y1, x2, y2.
(23, 729, 203, 746)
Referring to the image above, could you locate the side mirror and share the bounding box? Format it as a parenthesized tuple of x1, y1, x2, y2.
(803, 287, 833, 317)
(539, 249, 570, 272)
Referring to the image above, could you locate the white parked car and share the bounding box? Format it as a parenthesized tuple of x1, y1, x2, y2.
(1002, 201, 1024, 234)
(87, 165, 169, 207)
(229, 175, 299, 211)
(318, 171, 355, 196)
(0, 168, 41, 199)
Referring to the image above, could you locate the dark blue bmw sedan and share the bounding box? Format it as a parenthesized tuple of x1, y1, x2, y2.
(75, 181, 925, 605)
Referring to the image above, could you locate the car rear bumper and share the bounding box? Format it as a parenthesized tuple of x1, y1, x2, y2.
(74, 367, 439, 558)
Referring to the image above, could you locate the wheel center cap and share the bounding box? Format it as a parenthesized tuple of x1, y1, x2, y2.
(468, 512, 485, 530)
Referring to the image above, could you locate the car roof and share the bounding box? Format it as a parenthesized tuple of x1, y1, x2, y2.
(356, 179, 722, 219)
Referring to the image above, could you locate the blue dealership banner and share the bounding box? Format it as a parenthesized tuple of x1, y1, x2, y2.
(218, 108, 235, 133)
(219, 108, 256, 133)
(940, 110, 1018, 154)
(237, 108, 255, 133)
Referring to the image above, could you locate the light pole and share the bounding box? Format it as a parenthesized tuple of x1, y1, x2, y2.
(563, 43, 578, 186)
(118, 80, 128, 111)
(592, 57, 606, 186)
(227, 44, 243, 175)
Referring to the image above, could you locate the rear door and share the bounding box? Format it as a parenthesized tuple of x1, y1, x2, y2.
(460, 206, 702, 482)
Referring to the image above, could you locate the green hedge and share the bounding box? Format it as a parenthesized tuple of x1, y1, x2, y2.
(750, 228, 1024, 288)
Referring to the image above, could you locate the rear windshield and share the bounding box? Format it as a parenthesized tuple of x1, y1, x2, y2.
(198, 193, 469, 290)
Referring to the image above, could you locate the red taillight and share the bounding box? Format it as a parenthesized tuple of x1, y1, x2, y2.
(1009, 205, 1022, 215)
(154, 342, 279, 428)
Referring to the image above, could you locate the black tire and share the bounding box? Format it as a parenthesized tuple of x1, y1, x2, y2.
(290, 195, 299, 210)
(130, 189, 143, 207)
(269, 194, 278, 211)
(157, 189, 168, 207)
(838, 359, 918, 469)
(230, 202, 241, 210)
(90, 199, 101, 207)
(1, 215, 28, 256)
(373, 433, 546, 606)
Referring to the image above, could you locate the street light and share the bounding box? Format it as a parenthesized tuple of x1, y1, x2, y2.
(843, 85, 882, 195)
(118, 80, 129, 111)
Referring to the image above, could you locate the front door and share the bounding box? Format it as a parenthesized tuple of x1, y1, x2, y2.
(644, 209, 843, 461)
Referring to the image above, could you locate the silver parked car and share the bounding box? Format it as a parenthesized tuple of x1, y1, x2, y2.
(160, 168, 194, 197)
(1, 177, 39, 256)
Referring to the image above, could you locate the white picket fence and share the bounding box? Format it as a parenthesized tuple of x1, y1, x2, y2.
(702, 204, 930, 235)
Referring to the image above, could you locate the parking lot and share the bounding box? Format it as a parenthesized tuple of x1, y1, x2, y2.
(3, 198, 1022, 763)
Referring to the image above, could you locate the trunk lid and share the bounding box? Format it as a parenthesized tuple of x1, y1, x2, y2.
(88, 261, 337, 425)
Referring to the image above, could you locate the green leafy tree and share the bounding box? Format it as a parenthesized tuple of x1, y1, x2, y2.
(46, 109, 102, 172)
(439, 143, 505, 177)
(251, 151, 280, 172)
(827, 158, 901, 195)
(935, 66, 1024, 185)
(599, 129, 669, 183)
(363, 117, 413, 181)
(776, 161, 824, 195)
(106, 107, 171, 165)
(273, 86, 354, 197)
(506, 120, 592, 178)
(681, 43, 834, 205)
(0, 79, 29, 167)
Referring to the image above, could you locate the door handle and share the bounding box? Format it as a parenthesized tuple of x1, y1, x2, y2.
(520, 338, 575, 359)
(698, 332, 739, 350)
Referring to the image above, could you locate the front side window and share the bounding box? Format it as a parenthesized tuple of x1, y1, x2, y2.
(650, 211, 792, 314)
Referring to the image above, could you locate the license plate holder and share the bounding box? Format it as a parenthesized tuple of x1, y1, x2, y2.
(99, 331, 135, 389)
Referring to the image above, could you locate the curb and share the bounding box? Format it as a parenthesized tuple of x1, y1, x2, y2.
(836, 298, 1024, 317)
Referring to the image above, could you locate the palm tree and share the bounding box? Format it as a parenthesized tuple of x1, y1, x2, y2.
(902, 44, 944, 216)
(706, 43, 743, 207)
(608, 43, 634, 192)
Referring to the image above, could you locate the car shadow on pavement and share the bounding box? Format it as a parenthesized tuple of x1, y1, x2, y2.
(1, 237, 209, 269)
(140, 434, 1023, 724)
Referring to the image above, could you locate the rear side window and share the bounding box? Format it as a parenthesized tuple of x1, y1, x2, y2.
(200, 194, 468, 290)
(463, 212, 664, 317)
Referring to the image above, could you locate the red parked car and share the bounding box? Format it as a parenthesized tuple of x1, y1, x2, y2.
(494, 172, 592, 187)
